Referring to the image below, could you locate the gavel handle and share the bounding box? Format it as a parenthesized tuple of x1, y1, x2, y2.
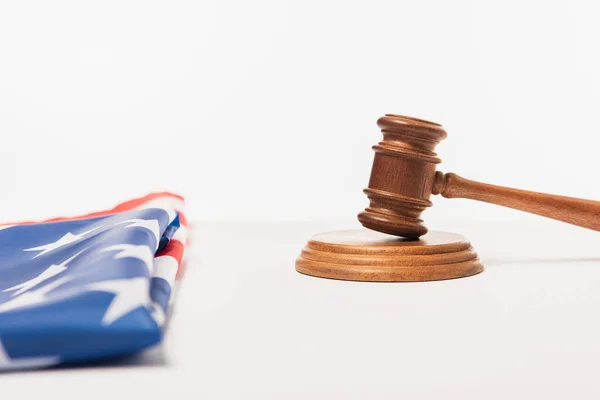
(432, 172, 600, 231)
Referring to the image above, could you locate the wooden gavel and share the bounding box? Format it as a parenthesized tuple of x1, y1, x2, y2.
(358, 114, 600, 239)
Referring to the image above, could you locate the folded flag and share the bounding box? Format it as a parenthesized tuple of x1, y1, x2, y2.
(0, 192, 187, 371)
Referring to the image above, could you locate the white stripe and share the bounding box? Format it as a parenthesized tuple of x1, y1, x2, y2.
(172, 225, 188, 242)
(168, 281, 181, 307)
(153, 255, 178, 286)
(165, 209, 177, 223)
(150, 302, 166, 327)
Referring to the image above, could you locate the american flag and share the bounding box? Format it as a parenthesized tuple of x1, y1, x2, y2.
(0, 192, 186, 371)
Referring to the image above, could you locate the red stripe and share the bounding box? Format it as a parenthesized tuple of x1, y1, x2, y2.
(156, 239, 186, 280)
(177, 213, 188, 227)
(157, 239, 184, 262)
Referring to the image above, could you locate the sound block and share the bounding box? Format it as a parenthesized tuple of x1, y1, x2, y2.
(296, 229, 483, 282)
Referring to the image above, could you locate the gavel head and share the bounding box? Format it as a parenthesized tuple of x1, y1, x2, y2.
(357, 114, 447, 239)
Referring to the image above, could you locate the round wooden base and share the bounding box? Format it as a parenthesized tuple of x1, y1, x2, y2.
(296, 229, 483, 282)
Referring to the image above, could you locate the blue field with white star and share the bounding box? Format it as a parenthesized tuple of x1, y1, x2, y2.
(0, 207, 179, 370)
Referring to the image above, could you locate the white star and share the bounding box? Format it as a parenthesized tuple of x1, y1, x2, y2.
(3, 249, 85, 296)
(100, 244, 154, 274)
(0, 277, 72, 313)
(86, 277, 150, 325)
(24, 226, 100, 258)
(117, 219, 160, 250)
(0, 339, 60, 371)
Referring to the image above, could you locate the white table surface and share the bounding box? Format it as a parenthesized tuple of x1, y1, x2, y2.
(2, 220, 600, 399)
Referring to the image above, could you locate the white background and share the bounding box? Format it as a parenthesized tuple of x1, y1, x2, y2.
(3, 3, 600, 397)
(1, 0, 599, 225)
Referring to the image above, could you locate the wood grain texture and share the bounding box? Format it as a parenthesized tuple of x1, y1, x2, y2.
(358, 114, 447, 238)
(359, 113, 600, 239)
(432, 172, 600, 231)
(296, 229, 483, 282)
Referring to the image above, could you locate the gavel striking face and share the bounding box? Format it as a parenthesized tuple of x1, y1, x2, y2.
(359, 114, 600, 239)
